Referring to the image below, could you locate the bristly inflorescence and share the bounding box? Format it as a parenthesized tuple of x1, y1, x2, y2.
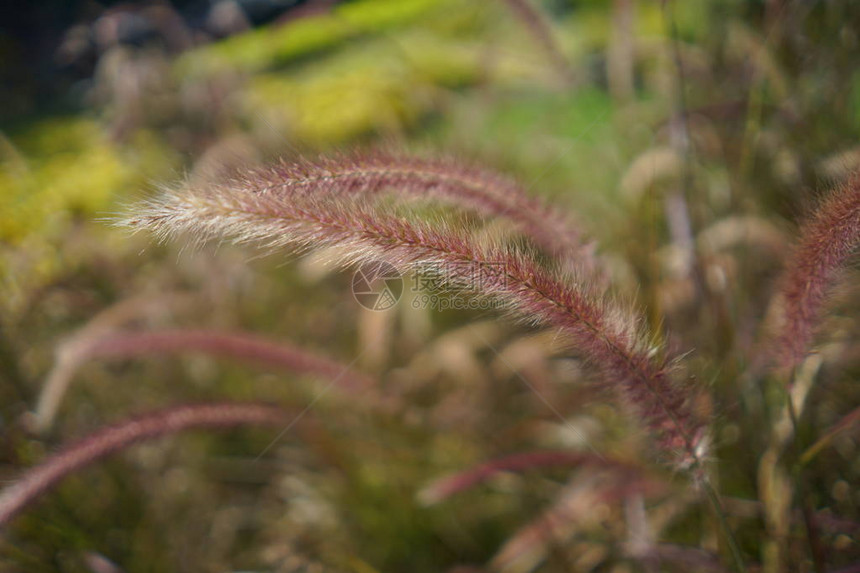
(0, 402, 291, 527)
(121, 154, 708, 468)
(765, 173, 860, 374)
(229, 150, 598, 270)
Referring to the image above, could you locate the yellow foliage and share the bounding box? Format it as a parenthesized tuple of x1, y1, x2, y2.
(245, 26, 556, 144)
(251, 63, 418, 144)
(0, 119, 173, 314)
(175, 0, 445, 77)
(0, 119, 170, 243)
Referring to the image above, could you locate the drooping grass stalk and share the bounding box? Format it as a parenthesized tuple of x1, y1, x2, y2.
(419, 450, 645, 504)
(800, 405, 860, 466)
(228, 150, 596, 268)
(765, 173, 860, 373)
(123, 178, 706, 469)
(34, 328, 370, 433)
(0, 402, 290, 527)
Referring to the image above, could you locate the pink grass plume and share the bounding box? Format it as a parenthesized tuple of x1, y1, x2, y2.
(765, 173, 860, 373)
(122, 159, 707, 468)
(0, 402, 291, 528)
(225, 150, 595, 268)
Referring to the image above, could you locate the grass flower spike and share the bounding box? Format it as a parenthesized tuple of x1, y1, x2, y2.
(224, 151, 595, 267)
(0, 403, 291, 528)
(765, 173, 860, 372)
(123, 158, 707, 468)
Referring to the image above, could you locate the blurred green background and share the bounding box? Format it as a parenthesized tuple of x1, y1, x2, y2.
(1, 1, 859, 571)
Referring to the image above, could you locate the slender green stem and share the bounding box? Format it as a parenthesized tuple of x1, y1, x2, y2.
(701, 477, 747, 573)
(786, 389, 826, 573)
